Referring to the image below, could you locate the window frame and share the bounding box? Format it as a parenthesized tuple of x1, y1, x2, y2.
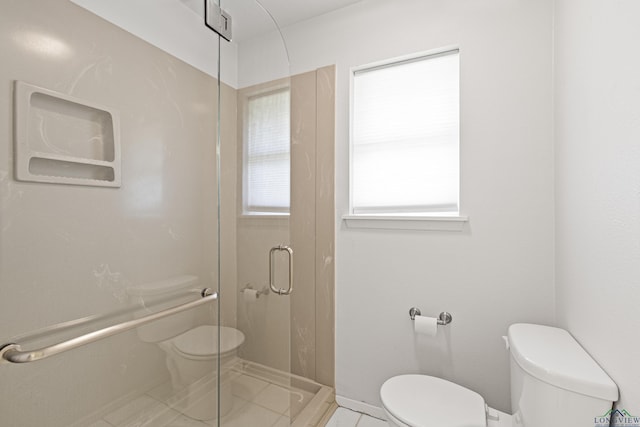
(346, 47, 468, 231)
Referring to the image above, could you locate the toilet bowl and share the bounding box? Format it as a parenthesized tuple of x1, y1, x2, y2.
(382, 375, 487, 427)
(160, 325, 245, 420)
(381, 323, 619, 427)
(126, 276, 245, 420)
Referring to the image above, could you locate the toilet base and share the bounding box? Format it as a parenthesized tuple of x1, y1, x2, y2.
(157, 327, 244, 421)
(487, 408, 511, 427)
(168, 362, 237, 421)
(179, 373, 234, 420)
(384, 406, 511, 427)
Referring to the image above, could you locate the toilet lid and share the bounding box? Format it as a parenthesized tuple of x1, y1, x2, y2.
(380, 375, 486, 427)
(172, 325, 245, 357)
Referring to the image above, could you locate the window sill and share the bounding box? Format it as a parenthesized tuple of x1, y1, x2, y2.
(239, 213, 289, 220)
(342, 214, 468, 231)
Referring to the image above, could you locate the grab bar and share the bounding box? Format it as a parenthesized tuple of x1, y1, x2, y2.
(0, 288, 217, 364)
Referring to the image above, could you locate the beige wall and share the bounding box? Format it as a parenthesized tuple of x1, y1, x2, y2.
(290, 66, 336, 387)
(0, 1, 227, 425)
(235, 78, 292, 372)
(234, 67, 336, 386)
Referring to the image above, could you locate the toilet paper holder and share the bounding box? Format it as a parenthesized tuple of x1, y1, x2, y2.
(240, 284, 269, 298)
(409, 308, 453, 325)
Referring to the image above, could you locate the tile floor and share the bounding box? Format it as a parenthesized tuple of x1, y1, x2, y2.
(324, 408, 388, 427)
(83, 360, 333, 427)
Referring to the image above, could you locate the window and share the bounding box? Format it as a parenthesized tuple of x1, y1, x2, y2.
(243, 87, 290, 215)
(351, 49, 459, 216)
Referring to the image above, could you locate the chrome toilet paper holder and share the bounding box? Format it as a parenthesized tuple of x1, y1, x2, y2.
(240, 283, 269, 298)
(409, 307, 453, 325)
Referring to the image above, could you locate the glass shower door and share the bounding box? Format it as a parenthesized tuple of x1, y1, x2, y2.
(217, 2, 336, 425)
(0, 0, 222, 425)
(216, 1, 296, 426)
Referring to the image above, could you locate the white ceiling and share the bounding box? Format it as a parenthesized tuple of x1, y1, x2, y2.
(179, 0, 363, 41)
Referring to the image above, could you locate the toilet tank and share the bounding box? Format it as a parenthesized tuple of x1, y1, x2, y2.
(127, 275, 203, 342)
(507, 324, 618, 427)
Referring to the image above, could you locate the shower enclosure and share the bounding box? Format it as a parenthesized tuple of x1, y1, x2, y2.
(0, 0, 334, 426)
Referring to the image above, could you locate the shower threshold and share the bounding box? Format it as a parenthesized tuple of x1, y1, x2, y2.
(73, 359, 335, 427)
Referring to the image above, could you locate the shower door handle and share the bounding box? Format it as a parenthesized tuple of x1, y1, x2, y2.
(269, 245, 293, 296)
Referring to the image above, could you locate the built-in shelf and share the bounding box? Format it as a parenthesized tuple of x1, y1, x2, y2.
(14, 81, 121, 187)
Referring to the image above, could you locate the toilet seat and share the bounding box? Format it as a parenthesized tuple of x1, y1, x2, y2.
(380, 375, 487, 427)
(172, 325, 245, 360)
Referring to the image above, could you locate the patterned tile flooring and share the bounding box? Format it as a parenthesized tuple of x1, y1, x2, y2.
(82, 360, 333, 427)
(324, 408, 387, 427)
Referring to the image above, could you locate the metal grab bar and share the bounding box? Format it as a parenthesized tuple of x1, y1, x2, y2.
(269, 245, 293, 296)
(0, 288, 217, 364)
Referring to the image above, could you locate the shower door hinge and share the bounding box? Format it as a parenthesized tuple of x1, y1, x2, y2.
(205, 0, 232, 42)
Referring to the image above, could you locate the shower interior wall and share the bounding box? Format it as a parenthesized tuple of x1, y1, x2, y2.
(0, 0, 237, 424)
(234, 68, 336, 387)
(0, 2, 335, 425)
(68, 0, 338, 388)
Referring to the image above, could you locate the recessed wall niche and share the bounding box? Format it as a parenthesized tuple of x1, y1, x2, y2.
(14, 81, 121, 187)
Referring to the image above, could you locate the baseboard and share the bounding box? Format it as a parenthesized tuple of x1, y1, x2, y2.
(335, 395, 386, 420)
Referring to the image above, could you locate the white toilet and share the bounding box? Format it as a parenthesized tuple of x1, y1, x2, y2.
(381, 323, 618, 427)
(127, 276, 245, 421)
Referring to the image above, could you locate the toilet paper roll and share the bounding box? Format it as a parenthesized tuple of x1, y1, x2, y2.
(243, 288, 258, 303)
(414, 315, 438, 337)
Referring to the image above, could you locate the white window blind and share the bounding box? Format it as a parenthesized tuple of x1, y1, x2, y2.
(244, 88, 290, 214)
(351, 50, 459, 215)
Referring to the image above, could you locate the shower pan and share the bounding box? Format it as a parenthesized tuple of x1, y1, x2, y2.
(0, 0, 335, 426)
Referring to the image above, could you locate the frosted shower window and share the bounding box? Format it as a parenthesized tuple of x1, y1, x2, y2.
(244, 88, 290, 214)
(351, 49, 459, 215)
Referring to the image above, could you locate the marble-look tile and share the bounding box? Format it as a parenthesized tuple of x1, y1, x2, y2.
(290, 69, 319, 382)
(0, 2, 227, 425)
(104, 395, 162, 425)
(253, 383, 291, 414)
(202, 395, 249, 427)
(94, 364, 333, 427)
(271, 415, 292, 427)
(314, 64, 336, 388)
(324, 407, 361, 427)
(217, 401, 281, 427)
(118, 401, 181, 427)
(147, 381, 176, 403)
(290, 388, 315, 419)
(356, 414, 388, 427)
(231, 374, 270, 401)
(86, 420, 112, 427)
(165, 414, 210, 427)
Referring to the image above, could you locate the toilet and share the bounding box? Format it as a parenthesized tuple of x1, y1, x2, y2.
(381, 323, 619, 427)
(127, 276, 245, 421)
